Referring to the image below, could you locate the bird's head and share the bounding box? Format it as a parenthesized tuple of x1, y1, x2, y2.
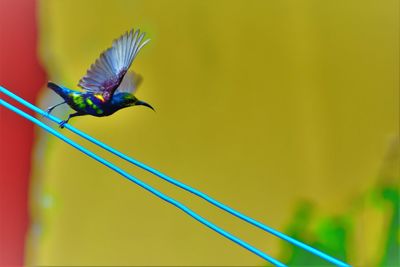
(113, 93, 155, 111)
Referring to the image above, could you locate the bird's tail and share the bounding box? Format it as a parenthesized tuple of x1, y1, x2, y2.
(47, 82, 72, 98)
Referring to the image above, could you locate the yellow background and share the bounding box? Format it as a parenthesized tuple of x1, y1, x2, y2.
(28, 0, 398, 266)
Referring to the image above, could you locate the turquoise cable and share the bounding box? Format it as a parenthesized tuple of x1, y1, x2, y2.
(0, 86, 351, 267)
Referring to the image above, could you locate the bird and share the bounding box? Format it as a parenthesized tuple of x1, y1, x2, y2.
(45, 29, 154, 128)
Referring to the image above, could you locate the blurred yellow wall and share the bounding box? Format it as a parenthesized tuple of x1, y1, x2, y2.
(28, 0, 398, 265)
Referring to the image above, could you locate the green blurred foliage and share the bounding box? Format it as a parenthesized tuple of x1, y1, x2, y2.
(280, 140, 399, 267)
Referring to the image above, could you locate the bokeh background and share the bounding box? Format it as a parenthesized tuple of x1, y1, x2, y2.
(0, 0, 398, 266)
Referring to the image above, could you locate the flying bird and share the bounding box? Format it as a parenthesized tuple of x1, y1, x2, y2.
(46, 29, 153, 128)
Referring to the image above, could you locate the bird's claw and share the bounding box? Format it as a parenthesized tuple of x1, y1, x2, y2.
(42, 108, 52, 118)
(59, 120, 67, 129)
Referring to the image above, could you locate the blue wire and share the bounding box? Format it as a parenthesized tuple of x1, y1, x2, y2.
(0, 98, 286, 267)
(0, 86, 351, 267)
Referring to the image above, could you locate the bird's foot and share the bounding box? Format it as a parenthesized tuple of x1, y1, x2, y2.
(43, 107, 53, 118)
(58, 120, 67, 129)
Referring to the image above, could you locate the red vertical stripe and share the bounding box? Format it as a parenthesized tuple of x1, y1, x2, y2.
(0, 0, 46, 265)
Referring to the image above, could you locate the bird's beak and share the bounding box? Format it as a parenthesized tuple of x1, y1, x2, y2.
(135, 100, 155, 111)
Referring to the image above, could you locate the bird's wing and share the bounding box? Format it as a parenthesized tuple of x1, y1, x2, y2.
(115, 71, 143, 94)
(78, 29, 150, 101)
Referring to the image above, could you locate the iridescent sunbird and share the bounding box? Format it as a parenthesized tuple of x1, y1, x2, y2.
(46, 29, 153, 128)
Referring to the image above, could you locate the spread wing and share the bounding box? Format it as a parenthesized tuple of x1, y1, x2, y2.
(115, 71, 143, 94)
(78, 29, 150, 101)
